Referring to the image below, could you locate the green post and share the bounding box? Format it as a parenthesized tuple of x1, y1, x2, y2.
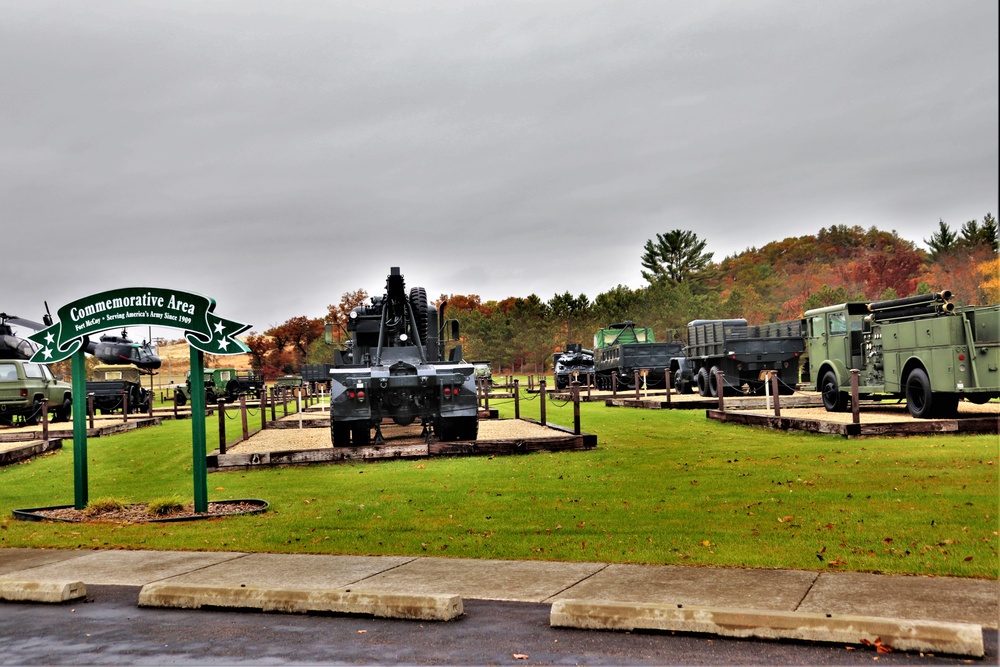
(71, 348, 88, 510)
(190, 348, 208, 512)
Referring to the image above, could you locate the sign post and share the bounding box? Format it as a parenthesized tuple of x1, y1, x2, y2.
(28, 287, 249, 512)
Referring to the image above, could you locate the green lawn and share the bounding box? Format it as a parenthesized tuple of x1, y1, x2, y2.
(1, 391, 997, 579)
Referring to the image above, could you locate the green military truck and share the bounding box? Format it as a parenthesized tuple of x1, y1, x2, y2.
(86, 364, 151, 414)
(0, 359, 72, 425)
(804, 291, 999, 418)
(174, 368, 263, 405)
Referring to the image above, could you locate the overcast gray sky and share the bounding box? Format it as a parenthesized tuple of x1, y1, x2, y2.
(2, 0, 997, 340)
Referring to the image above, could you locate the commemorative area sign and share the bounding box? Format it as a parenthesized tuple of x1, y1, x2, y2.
(27, 287, 250, 361)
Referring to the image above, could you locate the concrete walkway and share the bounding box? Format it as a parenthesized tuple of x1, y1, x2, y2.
(1, 547, 996, 628)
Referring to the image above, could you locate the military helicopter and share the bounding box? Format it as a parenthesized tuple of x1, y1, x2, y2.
(88, 329, 162, 371)
(0, 312, 44, 360)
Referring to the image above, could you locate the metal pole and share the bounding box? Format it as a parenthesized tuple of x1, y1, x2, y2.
(514, 379, 520, 419)
(190, 348, 208, 513)
(771, 372, 781, 417)
(634, 370, 640, 401)
(72, 349, 88, 510)
(664, 367, 671, 407)
(612, 371, 617, 397)
(851, 369, 861, 424)
(539, 378, 547, 426)
(297, 390, 302, 430)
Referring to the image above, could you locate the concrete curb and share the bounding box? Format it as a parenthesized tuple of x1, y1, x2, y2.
(550, 599, 984, 658)
(0, 579, 87, 603)
(138, 583, 463, 621)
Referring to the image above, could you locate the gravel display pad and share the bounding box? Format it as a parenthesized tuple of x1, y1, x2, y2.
(226, 419, 570, 455)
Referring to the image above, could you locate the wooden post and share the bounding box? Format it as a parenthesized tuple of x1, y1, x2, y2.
(260, 389, 268, 430)
(612, 371, 617, 396)
(148, 390, 154, 417)
(240, 394, 249, 441)
(270, 387, 277, 422)
(282, 389, 288, 417)
(87, 393, 95, 429)
(539, 378, 547, 426)
(851, 369, 861, 424)
(572, 381, 581, 435)
(716, 369, 725, 411)
(514, 379, 520, 419)
(122, 390, 129, 424)
(218, 399, 227, 454)
(483, 379, 490, 413)
(664, 368, 672, 407)
(172, 389, 179, 420)
(41, 398, 49, 441)
(586, 372, 592, 400)
(634, 370, 640, 401)
(297, 389, 303, 430)
(771, 372, 781, 417)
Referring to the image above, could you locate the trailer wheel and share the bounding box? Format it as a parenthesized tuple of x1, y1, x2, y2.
(332, 421, 351, 447)
(820, 370, 848, 412)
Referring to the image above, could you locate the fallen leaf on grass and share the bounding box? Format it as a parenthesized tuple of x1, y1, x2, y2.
(513, 654, 529, 660)
(964, 556, 974, 562)
(777, 515, 794, 523)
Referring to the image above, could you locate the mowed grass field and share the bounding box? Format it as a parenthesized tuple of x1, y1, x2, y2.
(1, 390, 997, 579)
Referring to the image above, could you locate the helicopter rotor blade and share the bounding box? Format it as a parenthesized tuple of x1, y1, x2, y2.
(8, 316, 47, 331)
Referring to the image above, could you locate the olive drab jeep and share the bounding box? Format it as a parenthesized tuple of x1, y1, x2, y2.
(0, 359, 72, 426)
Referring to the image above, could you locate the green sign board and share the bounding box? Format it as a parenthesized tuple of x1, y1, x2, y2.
(28, 286, 251, 512)
(27, 287, 250, 363)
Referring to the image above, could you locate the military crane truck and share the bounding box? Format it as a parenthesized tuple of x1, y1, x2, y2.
(805, 291, 999, 418)
(328, 267, 477, 446)
(675, 319, 805, 397)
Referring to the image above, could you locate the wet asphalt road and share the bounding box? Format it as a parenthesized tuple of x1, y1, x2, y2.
(1, 585, 995, 665)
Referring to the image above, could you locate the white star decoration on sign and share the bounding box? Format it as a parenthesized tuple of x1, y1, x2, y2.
(217, 338, 230, 351)
(42, 347, 53, 359)
(44, 332, 55, 345)
(214, 322, 226, 335)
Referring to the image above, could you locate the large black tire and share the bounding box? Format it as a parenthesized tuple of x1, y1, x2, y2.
(332, 420, 351, 447)
(820, 370, 848, 412)
(174, 391, 187, 407)
(24, 398, 43, 426)
(352, 422, 371, 446)
(437, 416, 478, 442)
(55, 396, 72, 422)
(904, 368, 934, 418)
(409, 287, 429, 344)
(696, 367, 711, 397)
(708, 366, 722, 398)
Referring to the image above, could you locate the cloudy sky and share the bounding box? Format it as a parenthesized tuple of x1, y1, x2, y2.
(2, 0, 997, 341)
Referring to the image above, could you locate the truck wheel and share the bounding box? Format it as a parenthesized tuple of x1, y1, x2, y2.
(56, 396, 72, 422)
(352, 423, 371, 447)
(174, 391, 186, 407)
(438, 416, 478, 442)
(25, 399, 43, 426)
(696, 367, 710, 396)
(904, 368, 934, 418)
(332, 421, 351, 447)
(820, 371, 848, 412)
(708, 366, 722, 398)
